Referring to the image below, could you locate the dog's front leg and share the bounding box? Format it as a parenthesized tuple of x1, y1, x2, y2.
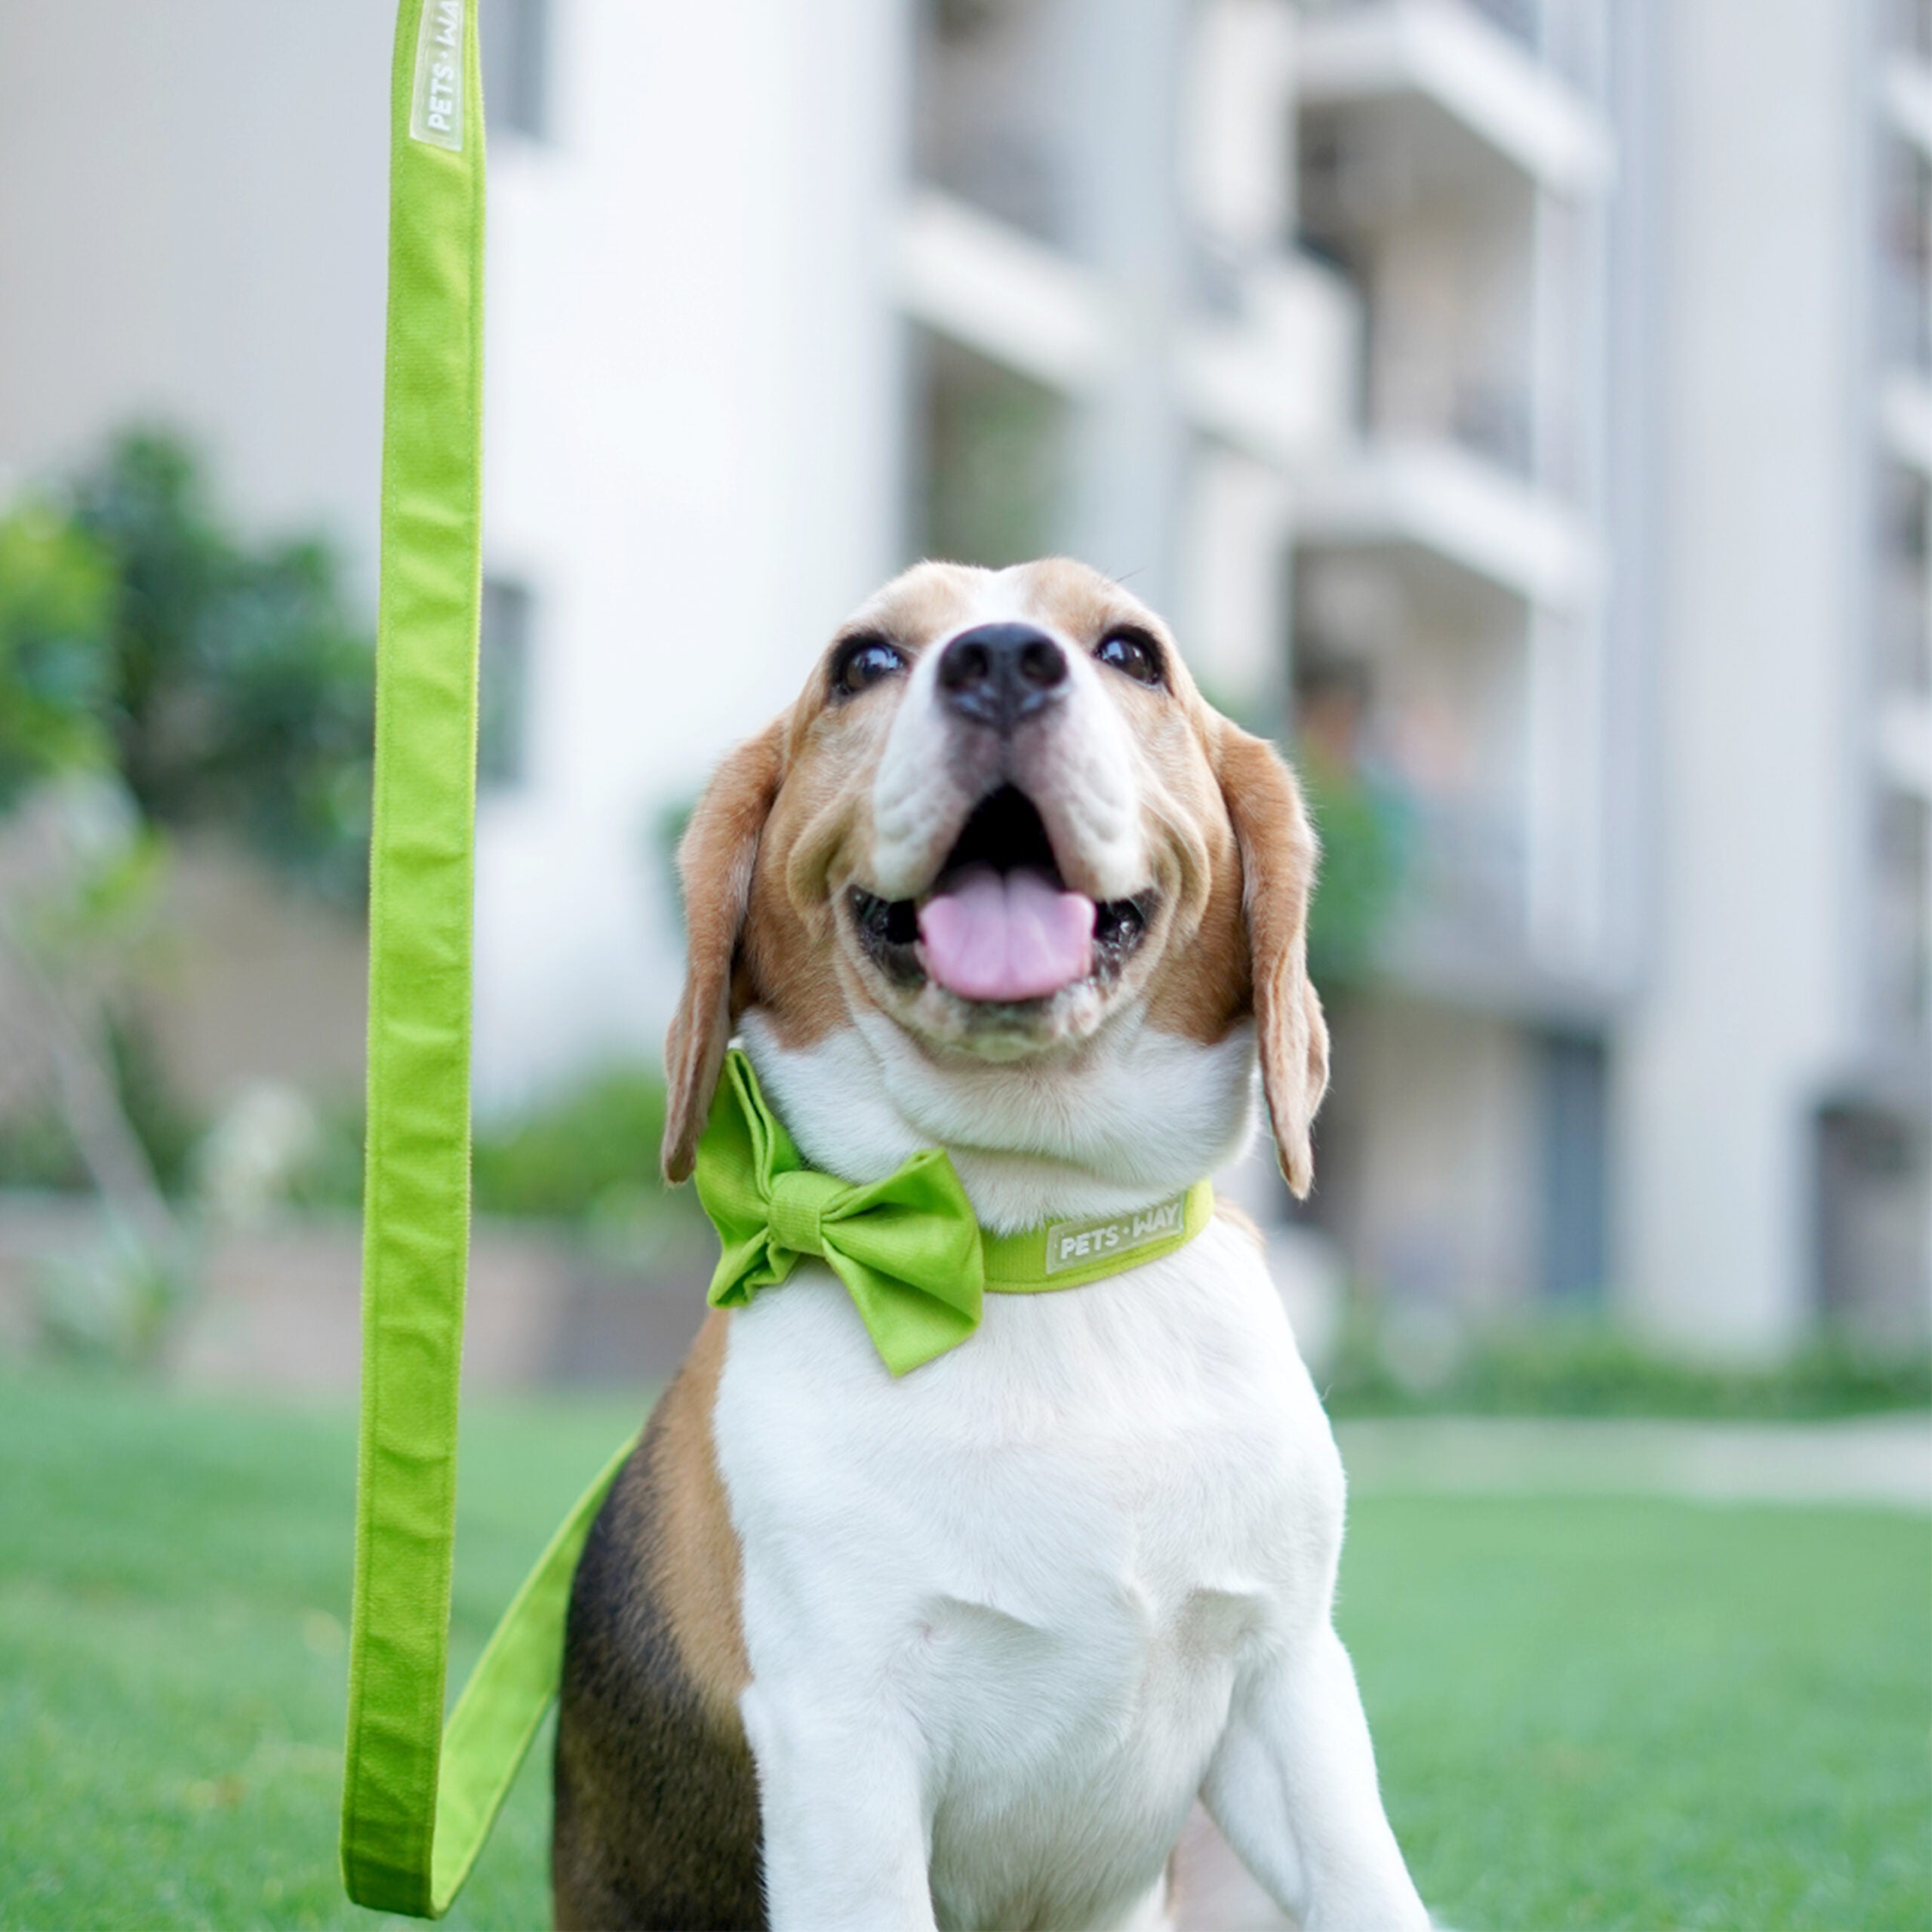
(1201, 1623, 1429, 1932)
(740, 1680, 937, 1932)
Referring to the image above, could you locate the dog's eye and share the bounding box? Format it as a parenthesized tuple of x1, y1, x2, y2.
(831, 635, 907, 699)
(1095, 628, 1164, 687)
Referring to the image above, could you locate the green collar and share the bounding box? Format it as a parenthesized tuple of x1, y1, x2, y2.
(694, 1048, 1214, 1376)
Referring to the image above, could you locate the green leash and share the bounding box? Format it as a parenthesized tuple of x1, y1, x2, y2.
(338, 6, 1217, 1912)
(339, 2, 633, 1914)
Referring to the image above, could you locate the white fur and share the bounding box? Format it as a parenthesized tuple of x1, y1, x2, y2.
(713, 1023, 1430, 1932)
(740, 1008, 1256, 1232)
(869, 573, 1148, 906)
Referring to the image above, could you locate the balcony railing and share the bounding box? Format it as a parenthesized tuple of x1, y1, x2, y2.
(1298, 0, 1559, 72)
(1303, 0, 1541, 40)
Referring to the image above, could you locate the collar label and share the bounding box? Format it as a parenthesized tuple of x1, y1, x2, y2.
(410, 0, 466, 151)
(1041, 1192, 1189, 1275)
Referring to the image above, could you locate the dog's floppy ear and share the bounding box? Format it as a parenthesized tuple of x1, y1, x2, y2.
(1216, 722, 1331, 1198)
(662, 720, 785, 1183)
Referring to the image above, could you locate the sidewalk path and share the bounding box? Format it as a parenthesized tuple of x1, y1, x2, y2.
(1335, 1413, 1932, 1512)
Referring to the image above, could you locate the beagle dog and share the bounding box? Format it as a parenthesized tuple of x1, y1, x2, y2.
(552, 558, 1429, 1932)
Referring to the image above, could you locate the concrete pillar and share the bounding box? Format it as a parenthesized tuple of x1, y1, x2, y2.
(1615, 0, 1864, 1356)
(1063, 0, 1190, 608)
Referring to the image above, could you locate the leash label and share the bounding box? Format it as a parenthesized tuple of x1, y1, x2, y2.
(410, 0, 466, 152)
(1041, 1192, 1187, 1275)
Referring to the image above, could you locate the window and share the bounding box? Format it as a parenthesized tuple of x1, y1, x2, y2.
(478, 578, 534, 788)
(480, 0, 549, 140)
(1816, 1103, 1930, 1338)
(1537, 1031, 1607, 1301)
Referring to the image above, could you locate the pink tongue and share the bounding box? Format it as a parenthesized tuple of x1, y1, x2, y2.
(918, 866, 1097, 1002)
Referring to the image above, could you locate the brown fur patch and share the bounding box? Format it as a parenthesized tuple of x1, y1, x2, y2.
(1138, 700, 1252, 1048)
(552, 1315, 764, 1930)
(661, 566, 992, 1087)
(851, 558, 983, 649)
(1017, 555, 1140, 645)
(663, 723, 786, 1182)
(645, 1312, 748, 1714)
(1213, 724, 1329, 1197)
(1142, 820, 1251, 1045)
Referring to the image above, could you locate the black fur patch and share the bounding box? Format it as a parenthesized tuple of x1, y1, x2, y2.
(552, 1417, 766, 1930)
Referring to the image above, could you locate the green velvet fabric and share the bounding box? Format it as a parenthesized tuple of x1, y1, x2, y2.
(338, 7, 1214, 1897)
(699, 1048, 1215, 1375)
(337, 0, 555, 1913)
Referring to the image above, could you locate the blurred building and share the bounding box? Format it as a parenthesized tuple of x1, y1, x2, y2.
(890, 0, 1927, 1356)
(1621, 0, 1932, 1355)
(0, 0, 1924, 1352)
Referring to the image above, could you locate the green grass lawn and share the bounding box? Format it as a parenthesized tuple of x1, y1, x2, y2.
(2, 1367, 1927, 1931)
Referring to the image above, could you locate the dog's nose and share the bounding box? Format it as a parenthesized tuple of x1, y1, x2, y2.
(936, 623, 1068, 734)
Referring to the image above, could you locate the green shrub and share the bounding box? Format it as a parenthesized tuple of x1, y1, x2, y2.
(289, 1066, 704, 1244)
(68, 432, 374, 904)
(469, 1069, 676, 1223)
(0, 499, 114, 805)
(0, 1016, 204, 1201)
(0, 431, 374, 1223)
(1299, 746, 1403, 991)
(1321, 1303, 1932, 1420)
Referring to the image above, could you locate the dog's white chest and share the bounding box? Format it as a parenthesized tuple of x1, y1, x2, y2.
(713, 1220, 1343, 1932)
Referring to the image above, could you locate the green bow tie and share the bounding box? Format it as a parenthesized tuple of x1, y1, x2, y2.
(695, 1048, 1214, 1376)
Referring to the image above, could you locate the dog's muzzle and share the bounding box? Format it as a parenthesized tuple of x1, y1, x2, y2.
(936, 623, 1068, 737)
(850, 784, 1151, 1006)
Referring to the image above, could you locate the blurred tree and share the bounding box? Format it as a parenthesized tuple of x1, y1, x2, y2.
(0, 497, 180, 1340)
(1198, 667, 1404, 993)
(0, 433, 378, 1357)
(1291, 659, 1406, 990)
(69, 431, 374, 904)
(0, 498, 114, 804)
(0, 792, 187, 1363)
(1300, 750, 1402, 991)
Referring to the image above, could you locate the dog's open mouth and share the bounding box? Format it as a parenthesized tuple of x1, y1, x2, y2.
(849, 785, 1149, 1003)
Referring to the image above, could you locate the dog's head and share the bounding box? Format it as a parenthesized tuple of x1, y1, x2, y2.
(661, 558, 1328, 1198)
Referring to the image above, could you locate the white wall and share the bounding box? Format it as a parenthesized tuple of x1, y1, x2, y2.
(472, 0, 911, 1106)
(1322, 1000, 1540, 1315)
(0, 0, 913, 1112)
(0, 2, 393, 565)
(1617, 0, 1866, 1355)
